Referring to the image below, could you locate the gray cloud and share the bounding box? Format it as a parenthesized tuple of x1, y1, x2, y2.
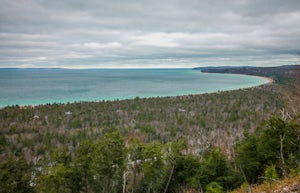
(0, 0, 300, 68)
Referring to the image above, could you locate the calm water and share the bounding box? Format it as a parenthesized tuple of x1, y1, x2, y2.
(0, 68, 268, 107)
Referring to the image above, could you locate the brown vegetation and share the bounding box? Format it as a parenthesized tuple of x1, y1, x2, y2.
(231, 175, 300, 193)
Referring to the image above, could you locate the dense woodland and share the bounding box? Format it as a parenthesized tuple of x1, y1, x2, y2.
(0, 65, 299, 193)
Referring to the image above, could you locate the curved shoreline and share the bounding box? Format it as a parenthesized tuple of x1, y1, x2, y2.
(0, 71, 273, 109)
(200, 71, 273, 86)
(262, 76, 274, 84)
(179, 73, 274, 100)
(247, 74, 273, 85)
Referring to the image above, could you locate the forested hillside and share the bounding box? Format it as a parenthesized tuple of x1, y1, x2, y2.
(0, 65, 299, 193)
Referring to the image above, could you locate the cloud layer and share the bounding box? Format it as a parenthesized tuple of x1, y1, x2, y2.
(0, 0, 300, 68)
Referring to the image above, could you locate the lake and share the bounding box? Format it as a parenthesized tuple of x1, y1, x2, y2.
(0, 68, 268, 107)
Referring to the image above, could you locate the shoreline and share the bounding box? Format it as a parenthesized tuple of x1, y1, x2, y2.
(198, 69, 274, 85)
(181, 73, 274, 99)
(199, 70, 274, 86)
(0, 73, 274, 109)
(249, 74, 274, 85)
(262, 76, 274, 84)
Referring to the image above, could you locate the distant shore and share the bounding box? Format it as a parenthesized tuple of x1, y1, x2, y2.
(242, 74, 274, 85)
(262, 76, 274, 84)
(194, 66, 275, 87)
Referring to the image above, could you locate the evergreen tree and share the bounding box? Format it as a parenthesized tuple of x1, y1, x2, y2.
(91, 132, 126, 193)
(0, 156, 34, 193)
(236, 117, 300, 183)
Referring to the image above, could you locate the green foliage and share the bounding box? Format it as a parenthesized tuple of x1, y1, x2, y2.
(0, 156, 33, 193)
(138, 142, 167, 193)
(166, 144, 242, 192)
(137, 124, 155, 134)
(199, 116, 206, 128)
(264, 164, 279, 182)
(206, 182, 223, 193)
(198, 149, 242, 191)
(71, 119, 82, 128)
(91, 131, 125, 193)
(171, 154, 201, 189)
(290, 164, 300, 176)
(35, 132, 127, 193)
(236, 135, 262, 183)
(0, 117, 298, 193)
(36, 163, 82, 193)
(51, 146, 72, 166)
(44, 131, 52, 147)
(0, 132, 6, 153)
(236, 117, 300, 183)
(74, 140, 95, 193)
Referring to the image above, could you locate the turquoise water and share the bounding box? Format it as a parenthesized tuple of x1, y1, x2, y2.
(0, 68, 268, 107)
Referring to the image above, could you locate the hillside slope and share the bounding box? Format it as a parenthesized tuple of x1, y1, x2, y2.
(0, 65, 299, 193)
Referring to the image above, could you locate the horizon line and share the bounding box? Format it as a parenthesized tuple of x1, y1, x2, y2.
(0, 64, 296, 70)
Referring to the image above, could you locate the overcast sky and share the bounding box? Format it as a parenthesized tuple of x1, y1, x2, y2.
(0, 0, 300, 68)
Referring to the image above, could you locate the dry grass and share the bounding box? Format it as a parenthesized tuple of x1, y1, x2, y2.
(231, 175, 300, 193)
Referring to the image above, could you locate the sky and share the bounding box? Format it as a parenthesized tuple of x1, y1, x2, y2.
(0, 0, 300, 68)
